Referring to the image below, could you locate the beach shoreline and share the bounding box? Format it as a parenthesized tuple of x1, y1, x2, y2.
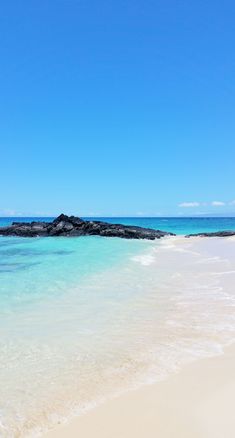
(1, 232, 235, 437)
(43, 237, 235, 438)
(44, 342, 235, 438)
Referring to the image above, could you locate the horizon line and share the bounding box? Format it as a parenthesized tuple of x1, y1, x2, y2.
(1, 215, 235, 219)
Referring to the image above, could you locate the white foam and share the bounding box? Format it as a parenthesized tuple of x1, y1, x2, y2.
(210, 270, 235, 275)
(131, 254, 155, 266)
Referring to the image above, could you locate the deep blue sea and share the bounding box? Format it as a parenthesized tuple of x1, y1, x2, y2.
(1, 216, 235, 436)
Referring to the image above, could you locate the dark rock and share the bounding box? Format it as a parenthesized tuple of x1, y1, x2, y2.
(0, 214, 175, 240)
(186, 231, 235, 238)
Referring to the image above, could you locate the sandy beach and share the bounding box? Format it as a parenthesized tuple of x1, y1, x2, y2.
(45, 343, 235, 438)
(43, 236, 235, 438)
(1, 233, 235, 436)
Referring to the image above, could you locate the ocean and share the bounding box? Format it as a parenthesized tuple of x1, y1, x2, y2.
(1, 217, 235, 437)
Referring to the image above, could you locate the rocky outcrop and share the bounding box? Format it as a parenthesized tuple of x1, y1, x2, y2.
(0, 214, 175, 240)
(186, 231, 235, 238)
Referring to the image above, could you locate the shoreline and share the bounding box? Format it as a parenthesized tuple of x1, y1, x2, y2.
(44, 343, 235, 438)
(1, 233, 235, 436)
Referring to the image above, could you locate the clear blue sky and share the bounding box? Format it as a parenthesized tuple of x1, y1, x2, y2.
(0, 0, 235, 216)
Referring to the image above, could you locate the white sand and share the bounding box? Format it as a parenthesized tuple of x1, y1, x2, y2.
(45, 343, 235, 438)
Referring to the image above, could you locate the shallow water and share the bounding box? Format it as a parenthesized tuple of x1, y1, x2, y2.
(0, 218, 235, 437)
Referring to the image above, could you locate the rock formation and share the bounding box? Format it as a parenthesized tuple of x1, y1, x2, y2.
(0, 214, 175, 240)
(186, 231, 235, 238)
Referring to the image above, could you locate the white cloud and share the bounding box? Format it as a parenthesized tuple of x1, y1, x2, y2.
(0, 209, 23, 217)
(178, 202, 200, 208)
(211, 201, 225, 206)
(229, 200, 235, 206)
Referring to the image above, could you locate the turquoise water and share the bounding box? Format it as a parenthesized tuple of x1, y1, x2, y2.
(97, 216, 235, 235)
(1, 217, 235, 436)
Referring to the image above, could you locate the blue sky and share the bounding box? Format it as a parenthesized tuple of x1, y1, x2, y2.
(0, 0, 235, 217)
